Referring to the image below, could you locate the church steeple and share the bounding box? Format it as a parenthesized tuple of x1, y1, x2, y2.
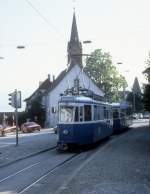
(70, 12, 79, 42)
(67, 11, 82, 67)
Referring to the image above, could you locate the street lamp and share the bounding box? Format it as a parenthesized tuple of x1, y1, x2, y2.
(17, 45, 25, 49)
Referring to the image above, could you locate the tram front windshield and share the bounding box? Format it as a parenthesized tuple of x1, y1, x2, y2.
(59, 106, 74, 123)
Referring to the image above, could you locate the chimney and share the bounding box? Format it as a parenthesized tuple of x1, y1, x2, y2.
(53, 75, 55, 82)
(39, 81, 43, 87)
(48, 74, 51, 82)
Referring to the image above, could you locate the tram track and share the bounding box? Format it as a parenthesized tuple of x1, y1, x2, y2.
(17, 138, 113, 194)
(0, 146, 80, 193)
(18, 152, 80, 194)
(0, 130, 131, 193)
(0, 145, 57, 168)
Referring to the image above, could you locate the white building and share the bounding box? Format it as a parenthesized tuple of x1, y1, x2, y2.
(25, 12, 104, 127)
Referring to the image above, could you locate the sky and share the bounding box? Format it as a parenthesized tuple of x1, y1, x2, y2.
(0, 0, 150, 112)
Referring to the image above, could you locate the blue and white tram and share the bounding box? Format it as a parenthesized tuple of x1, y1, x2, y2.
(111, 102, 132, 133)
(57, 95, 113, 150)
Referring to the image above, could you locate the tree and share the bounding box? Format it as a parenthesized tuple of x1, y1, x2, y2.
(126, 92, 143, 112)
(84, 49, 127, 102)
(145, 52, 150, 67)
(143, 84, 150, 112)
(143, 52, 150, 112)
(27, 97, 46, 127)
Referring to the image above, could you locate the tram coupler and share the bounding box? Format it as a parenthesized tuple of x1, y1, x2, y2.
(57, 142, 68, 151)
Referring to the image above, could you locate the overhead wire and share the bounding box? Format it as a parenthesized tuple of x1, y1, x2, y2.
(24, 0, 66, 42)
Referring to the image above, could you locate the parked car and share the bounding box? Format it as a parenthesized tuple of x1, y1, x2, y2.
(132, 113, 138, 119)
(0, 125, 4, 136)
(143, 112, 150, 119)
(21, 122, 41, 133)
(138, 113, 143, 119)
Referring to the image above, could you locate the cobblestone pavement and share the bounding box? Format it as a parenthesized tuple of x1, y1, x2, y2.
(58, 120, 150, 194)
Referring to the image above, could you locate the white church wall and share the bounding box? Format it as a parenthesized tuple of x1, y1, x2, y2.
(45, 65, 104, 127)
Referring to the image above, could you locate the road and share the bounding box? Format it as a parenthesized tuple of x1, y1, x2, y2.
(0, 120, 149, 194)
(0, 129, 54, 148)
(0, 138, 102, 194)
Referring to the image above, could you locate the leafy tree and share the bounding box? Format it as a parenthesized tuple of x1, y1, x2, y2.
(126, 92, 143, 112)
(143, 52, 150, 112)
(27, 97, 46, 127)
(18, 112, 28, 127)
(84, 49, 127, 102)
(145, 52, 150, 67)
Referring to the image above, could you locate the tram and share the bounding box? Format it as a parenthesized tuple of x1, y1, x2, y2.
(111, 102, 132, 133)
(57, 89, 113, 150)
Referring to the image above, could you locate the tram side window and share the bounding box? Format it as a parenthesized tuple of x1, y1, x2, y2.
(104, 107, 108, 119)
(94, 105, 98, 120)
(97, 106, 101, 120)
(126, 107, 132, 116)
(100, 106, 104, 120)
(79, 106, 83, 122)
(84, 105, 92, 121)
(120, 111, 125, 118)
(75, 107, 79, 122)
(113, 109, 119, 119)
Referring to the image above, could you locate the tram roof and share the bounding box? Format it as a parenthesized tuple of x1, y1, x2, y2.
(59, 95, 109, 105)
(111, 102, 131, 109)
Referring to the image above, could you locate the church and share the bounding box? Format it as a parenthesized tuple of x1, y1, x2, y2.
(25, 12, 104, 127)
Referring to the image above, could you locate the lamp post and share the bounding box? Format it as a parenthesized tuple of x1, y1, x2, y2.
(116, 62, 129, 102)
(11, 45, 25, 145)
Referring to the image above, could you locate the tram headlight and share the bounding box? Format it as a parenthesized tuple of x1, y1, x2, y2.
(63, 129, 69, 135)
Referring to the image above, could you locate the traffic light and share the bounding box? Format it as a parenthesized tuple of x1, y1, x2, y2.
(16, 91, 21, 108)
(8, 92, 16, 107)
(8, 90, 22, 108)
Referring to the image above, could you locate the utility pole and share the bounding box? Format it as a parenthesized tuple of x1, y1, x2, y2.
(8, 89, 21, 146)
(15, 90, 19, 146)
(133, 92, 136, 112)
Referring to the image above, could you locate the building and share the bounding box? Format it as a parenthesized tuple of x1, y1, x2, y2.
(25, 12, 104, 127)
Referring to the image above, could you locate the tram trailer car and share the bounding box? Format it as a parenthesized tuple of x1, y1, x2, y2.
(57, 95, 113, 150)
(111, 102, 132, 133)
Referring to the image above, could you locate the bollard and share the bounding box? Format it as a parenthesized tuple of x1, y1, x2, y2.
(1, 129, 5, 137)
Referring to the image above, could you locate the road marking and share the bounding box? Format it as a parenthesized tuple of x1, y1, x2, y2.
(0, 143, 16, 148)
(0, 145, 11, 148)
(0, 162, 40, 183)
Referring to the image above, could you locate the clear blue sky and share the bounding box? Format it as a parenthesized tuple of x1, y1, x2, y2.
(0, 0, 149, 111)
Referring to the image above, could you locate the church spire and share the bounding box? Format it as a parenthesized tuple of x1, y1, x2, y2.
(67, 11, 82, 67)
(70, 12, 79, 42)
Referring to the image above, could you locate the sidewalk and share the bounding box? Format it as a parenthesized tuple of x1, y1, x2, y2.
(58, 120, 150, 194)
(0, 128, 57, 167)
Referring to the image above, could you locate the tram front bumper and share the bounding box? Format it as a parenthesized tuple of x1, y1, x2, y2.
(57, 141, 68, 151)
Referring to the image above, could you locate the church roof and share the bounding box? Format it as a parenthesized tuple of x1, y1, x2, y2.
(24, 76, 52, 101)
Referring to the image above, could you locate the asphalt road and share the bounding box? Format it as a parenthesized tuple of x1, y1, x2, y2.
(0, 148, 77, 193)
(0, 120, 150, 194)
(0, 129, 54, 148)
